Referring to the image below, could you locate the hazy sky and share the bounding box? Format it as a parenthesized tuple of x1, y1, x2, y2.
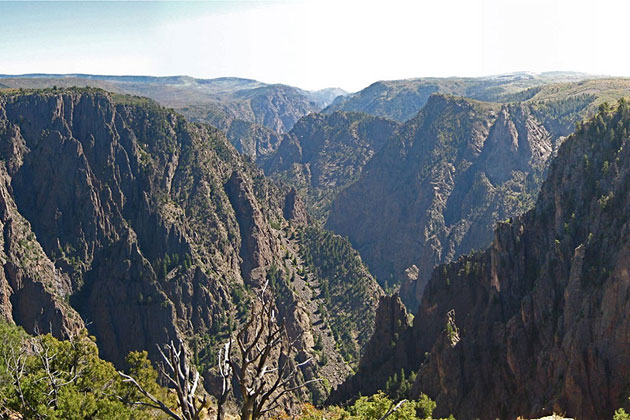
(0, 0, 627, 91)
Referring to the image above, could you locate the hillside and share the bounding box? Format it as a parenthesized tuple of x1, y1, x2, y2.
(0, 88, 380, 402)
(331, 100, 630, 419)
(178, 83, 325, 134)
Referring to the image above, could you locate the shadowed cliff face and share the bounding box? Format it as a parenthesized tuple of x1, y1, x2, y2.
(333, 100, 630, 420)
(0, 89, 382, 401)
(0, 163, 83, 338)
(261, 111, 399, 221)
(224, 170, 276, 285)
(226, 120, 285, 161)
(0, 90, 245, 366)
(326, 95, 556, 305)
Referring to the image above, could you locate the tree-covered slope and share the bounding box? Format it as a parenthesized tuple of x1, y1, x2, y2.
(297, 227, 382, 363)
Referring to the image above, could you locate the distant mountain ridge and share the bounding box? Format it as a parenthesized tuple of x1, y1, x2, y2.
(0, 74, 349, 135)
(324, 72, 609, 122)
(0, 73, 346, 104)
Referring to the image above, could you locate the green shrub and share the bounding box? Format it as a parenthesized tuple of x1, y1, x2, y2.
(0, 321, 171, 419)
(615, 408, 630, 420)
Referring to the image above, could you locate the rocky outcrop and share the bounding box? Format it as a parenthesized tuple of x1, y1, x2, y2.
(237, 84, 322, 133)
(226, 120, 285, 161)
(79, 230, 180, 366)
(283, 189, 308, 225)
(0, 90, 248, 366)
(0, 108, 83, 337)
(173, 85, 325, 139)
(411, 103, 630, 419)
(224, 170, 275, 284)
(324, 80, 442, 122)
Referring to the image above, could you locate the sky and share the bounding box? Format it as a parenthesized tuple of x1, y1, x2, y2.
(0, 0, 628, 92)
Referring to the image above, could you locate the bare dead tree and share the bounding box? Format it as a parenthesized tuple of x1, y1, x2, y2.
(118, 340, 207, 420)
(379, 399, 409, 420)
(1, 340, 30, 416)
(32, 334, 82, 410)
(223, 282, 319, 420)
(119, 282, 317, 420)
(216, 340, 232, 420)
(1, 331, 82, 418)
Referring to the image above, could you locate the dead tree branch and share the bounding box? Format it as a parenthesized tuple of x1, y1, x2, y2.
(118, 340, 206, 420)
(379, 399, 409, 420)
(216, 339, 232, 420)
(222, 281, 318, 420)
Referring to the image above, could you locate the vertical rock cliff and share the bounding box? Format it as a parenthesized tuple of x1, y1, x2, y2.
(326, 95, 560, 306)
(335, 100, 630, 419)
